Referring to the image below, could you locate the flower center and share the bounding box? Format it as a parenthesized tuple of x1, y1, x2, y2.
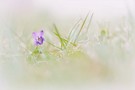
(38, 37, 42, 42)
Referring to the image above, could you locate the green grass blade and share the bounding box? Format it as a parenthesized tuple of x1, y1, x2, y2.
(68, 18, 81, 40)
(53, 24, 66, 49)
(74, 12, 90, 43)
(46, 41, 62, 50)
(86, 13, 93, 33)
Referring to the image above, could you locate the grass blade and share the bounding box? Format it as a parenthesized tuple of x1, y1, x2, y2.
(86, 13, 93, 33)
(68, 18, 81, 40)
(53, 24, 66, 49)
(74, 12, 90, 43)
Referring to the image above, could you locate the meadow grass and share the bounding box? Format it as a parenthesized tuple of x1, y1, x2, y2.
(0, 11, 134, 85)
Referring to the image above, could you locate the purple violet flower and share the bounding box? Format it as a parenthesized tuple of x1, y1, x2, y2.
(32, 30, 45, 46)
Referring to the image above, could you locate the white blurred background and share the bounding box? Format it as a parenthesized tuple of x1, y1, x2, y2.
(0, 0, 135, 19)
(0, 0, 135, 90)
